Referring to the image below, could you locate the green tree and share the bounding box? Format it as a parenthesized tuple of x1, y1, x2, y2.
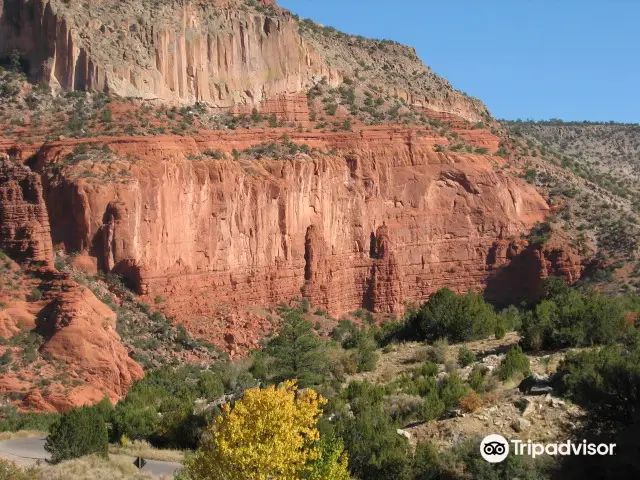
(412, 442, 443, 480)
(438, 372, 468, 410)
(251, 107, 263, 123)
(499, 305, 522, 331)
(197, 371, 224, 399)
(335, 403, 413, 480)
(497, 345, 530, 380)
(554, 343, 640, 479)
(9, 50, 21, 72)
(44, 406, 108, 464)
(457, 346, 476, 367)
(468, 365, 487, 392)
(557, 344, 640, 421)
(112, 401, 158, 442)
(420, 389, 445, 421)
(355, 335, 379, 372)
(521, 281, 629, 351)
(264, 310, 329, 386)
(100, 107, 113, 123)
(407, 289, 497, 343)
(449, 437, 551, 480)
(306, 434, 350, 480)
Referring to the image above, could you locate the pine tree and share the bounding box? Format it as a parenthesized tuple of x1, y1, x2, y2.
(44, 406, 108, 464)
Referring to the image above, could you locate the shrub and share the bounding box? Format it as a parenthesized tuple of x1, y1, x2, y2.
(468, 365, 487, 392)
(556, 344, 640, 421)
(551, 342, 640, 478)
(406, 288, 498, 343)
(332, 319, 358, 345)
(0, 459, 36, 480)
(0, 405, 59, 433)
(371, 319, 404, 347)
(110, 366, 234, 448)
(203, 149, 225, 159)
(306, 434, 350, 480)
(100, 107, 112, 123)
(527, 221, 551, 245)
(355, 335, 379, 372)
(457, 346, 476, 367)
(420, 389, 445, 421)
(334, 402, 413, 480)
(325, 103, 338, 116)
(459, 391, 483, 413)
(428, 338, 448, 364)
(520, 278, 629, 351)
(497, 345, 530, 381)
(250, 107, 262, 123)
(27, 287, 42, 302)
(197, 372, 224, 400)
(344, 381, 385, 413)
(175, 323, 192, 348)
(412, 442, 443, 480)
(383, 394, 423, 422)
(419, 361, 439, 378)
(449, 437, 552, 480)
(500, 305, 522, 331)
(44, 406, 108, 464)
(0, 350, 12, 365)
(439, 372, 468, 410)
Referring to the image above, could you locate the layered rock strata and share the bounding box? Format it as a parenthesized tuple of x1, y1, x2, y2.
(0, 154, 143, 412)
(35, 126, 550, 319)
(0, 156, 53, 266)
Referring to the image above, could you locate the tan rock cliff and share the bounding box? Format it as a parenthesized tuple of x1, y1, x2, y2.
(0, 0, 337, 105)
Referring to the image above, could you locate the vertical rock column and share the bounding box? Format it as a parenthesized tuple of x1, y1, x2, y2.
(0, 156, 53, 266)
(368, 224, 404, 313)
(301, 224, 329, 307)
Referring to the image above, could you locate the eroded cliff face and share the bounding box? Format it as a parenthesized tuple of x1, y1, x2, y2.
(0, 0, 337, 105)
(36, 276, 144, 406)
(0, 155, 53, 266)
(0, 269, 145, 412)
(0, 156, 143, 412)
(35, 127, 550, 337)
(0, 0, 484, 121)
(485, 238, 584, 306)
(0, 0, 588, 410)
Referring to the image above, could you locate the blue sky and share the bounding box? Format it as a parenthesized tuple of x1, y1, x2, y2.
(279, 0, 639, 123)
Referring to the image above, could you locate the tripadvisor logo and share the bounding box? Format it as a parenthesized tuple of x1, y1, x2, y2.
(480, 434, 509, 463)
(480, 434, 616, 462)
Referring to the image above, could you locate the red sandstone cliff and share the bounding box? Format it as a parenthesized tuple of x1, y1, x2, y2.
(33, 127, 551, 329)
(0, 157, 143, 412)
(485, 238, 584, 305)
(0, 0, 589, 411)
(36, 276, 144, 407)
(0, 155, 53, 266)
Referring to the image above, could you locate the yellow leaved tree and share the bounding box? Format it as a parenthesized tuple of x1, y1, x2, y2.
(186, 380, 349, 480)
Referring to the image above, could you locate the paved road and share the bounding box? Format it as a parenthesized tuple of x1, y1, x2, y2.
(0, 437, 183, 477)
